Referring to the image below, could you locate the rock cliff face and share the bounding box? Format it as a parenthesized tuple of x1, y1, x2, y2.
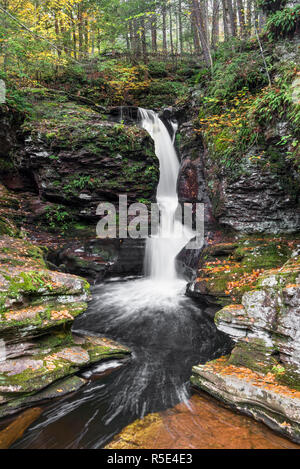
(0, 97, 159, 279)
(48, 238, 146, 282)
(177, 121, 300, 235)
(208, 154, 300, 234)
(14, 99, 158, 220)
(176, 40, 300, 235)
(177, 123, 216, 230)
(0, 235, 130, 418)
(0, 106, 23, 161)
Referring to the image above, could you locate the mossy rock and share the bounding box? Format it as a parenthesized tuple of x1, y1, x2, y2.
(228, 339, 278, 374)
(193, 235, 297, 305)
(0, 301, 87, 343)
(0, 334, 130, 398)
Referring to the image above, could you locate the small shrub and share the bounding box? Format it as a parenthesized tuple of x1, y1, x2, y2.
(44, 205, 73, 233)
(192, 67, 211, 86)
(266, 6, 300, 39)
(209, 50, 269, 100)
(2, 80, 31, 113)
(249, 84, 292, 125)
(147, 61, 168, 78)
(257, 0, 287, 14)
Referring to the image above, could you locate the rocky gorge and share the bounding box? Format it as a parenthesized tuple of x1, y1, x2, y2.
(0, 32, 300, 449)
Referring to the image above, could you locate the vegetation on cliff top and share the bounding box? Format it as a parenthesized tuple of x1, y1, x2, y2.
(192, 36, 299, 180)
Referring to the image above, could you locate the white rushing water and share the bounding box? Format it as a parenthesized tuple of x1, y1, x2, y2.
(138, 108, 192, 282)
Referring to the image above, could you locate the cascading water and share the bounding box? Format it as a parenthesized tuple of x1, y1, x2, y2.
(138, 108, 192, 282)
(13, 109, 231, 450)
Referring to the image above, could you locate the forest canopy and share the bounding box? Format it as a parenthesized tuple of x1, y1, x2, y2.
(1, 0, 298, 74)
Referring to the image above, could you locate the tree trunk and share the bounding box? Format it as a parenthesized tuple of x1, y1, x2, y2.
(211, 0, 220, 48)
(78, 5, 83, 59)
(150, 15, 157, 53)
(191, 0, 212, 68)
(133, 18, 141, 59)
(128, 19, 134, 53)
(97, 28, 101, 56)
(69, 10, 77, 59)
(169, 6, 174, 56)
(227, 0, 237, 36)
(191, 11, 201, 54)
(222, 0, 230, 39)
(84, 16, 89, 57)
(237, 0, 246, 37)
(54, 14, 61, 57)
(200, 0, 209, 43)
(2, 0, 9, 71)
(246, 0, 252, 35)
(140, 17, 147, 63)
(162, 2, 167, 52)
(178, 0, 183, 54)
(258, 11, 265, 32)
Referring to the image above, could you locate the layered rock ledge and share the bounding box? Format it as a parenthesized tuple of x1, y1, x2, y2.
(191, 248, 300, 443)
(0, 235, 130, 418)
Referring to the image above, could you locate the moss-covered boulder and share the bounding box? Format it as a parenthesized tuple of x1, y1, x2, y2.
(186, 235, 298, 305)
(0, 235, 130, 418)
(0, 236, 89, 342)
(0, 334, 129, 397)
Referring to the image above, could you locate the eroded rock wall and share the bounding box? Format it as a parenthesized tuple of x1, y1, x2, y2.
(191, 250, 300, 442)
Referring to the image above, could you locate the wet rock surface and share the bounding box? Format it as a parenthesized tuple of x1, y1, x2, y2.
(0, 235, 130, 418)
(49, 238, 146, 281)
(177, 123, 216, 230)
(0, 407, 42, 449)
(191, 251, 300, 442)
(177, 121, 300, 233)
(191, 359, 300, 444)
(186, 235, 299, 305)
(105, 393, 299, 449)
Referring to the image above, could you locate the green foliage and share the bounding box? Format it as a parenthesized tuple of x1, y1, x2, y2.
(145, 164, 159, 182)
(194, 34, 300, 186)
(249, 84, 292, 124)
(266, 6, 300, 39)
(54, 64, 88, 85)
(257, 0, 287, 14)
(63, 175, 98, 194)
(137, 197, 151, 205)
(147, 61, 168, 78)
(44, 205, 74, 233)
(192, 67, 211, 86)
(0, 72, 31, 113)
(209, 48, 269, 100)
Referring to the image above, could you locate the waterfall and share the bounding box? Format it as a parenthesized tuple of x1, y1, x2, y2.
(138, 108, 192, 282)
